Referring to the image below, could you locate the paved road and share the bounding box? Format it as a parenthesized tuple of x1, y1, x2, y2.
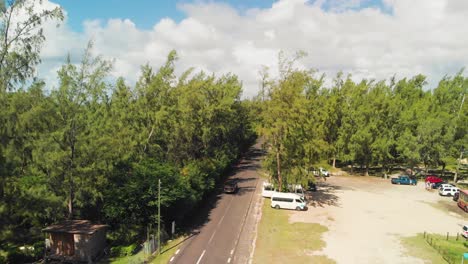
(170, 143, 263, 264)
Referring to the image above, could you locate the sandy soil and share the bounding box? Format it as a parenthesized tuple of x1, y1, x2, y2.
(289, 175, 467, 264)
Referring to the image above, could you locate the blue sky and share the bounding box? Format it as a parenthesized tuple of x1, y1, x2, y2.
(53, 0, 276, 31)
(52, 0, 387, 31)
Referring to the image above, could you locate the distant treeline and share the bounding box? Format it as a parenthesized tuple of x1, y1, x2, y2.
(256, 52, 467, 191)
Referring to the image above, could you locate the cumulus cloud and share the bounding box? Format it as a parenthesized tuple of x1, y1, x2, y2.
(36, 0, 468, 97)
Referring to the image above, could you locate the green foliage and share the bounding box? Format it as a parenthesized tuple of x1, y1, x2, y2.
(258, 52, 467, 182)
(0, 46, 254, 259)
(110, 244, 139, 257)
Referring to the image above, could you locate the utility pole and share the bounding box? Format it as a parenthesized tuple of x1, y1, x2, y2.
(158, 179, 161, 255)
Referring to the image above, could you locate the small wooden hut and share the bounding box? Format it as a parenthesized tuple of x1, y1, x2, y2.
(43, 220, 108, 263)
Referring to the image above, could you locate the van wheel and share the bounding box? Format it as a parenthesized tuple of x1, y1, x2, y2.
(275, 205, 280, 209)
(296, 206, 301, 211)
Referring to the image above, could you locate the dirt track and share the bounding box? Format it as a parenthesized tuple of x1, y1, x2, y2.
(289, 176, 467, 264)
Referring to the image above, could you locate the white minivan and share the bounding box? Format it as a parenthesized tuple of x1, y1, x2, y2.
(271, 192, 307, 211)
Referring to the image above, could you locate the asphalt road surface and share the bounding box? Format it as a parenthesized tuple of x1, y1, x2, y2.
(170, 143, 263, 264)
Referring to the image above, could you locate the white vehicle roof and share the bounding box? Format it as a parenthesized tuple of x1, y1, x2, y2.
(288, 184, 303, 189)
(271, 192, 303, 199)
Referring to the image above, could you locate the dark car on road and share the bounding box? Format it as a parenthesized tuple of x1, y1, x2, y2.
(224, 180, 238, 194)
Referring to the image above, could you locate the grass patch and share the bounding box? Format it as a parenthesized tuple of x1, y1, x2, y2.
(103, 249, 146, 264)
(402, 233, 467, 264)
(98, 235, 187, 264)
(253, 199, 334, 263)
(150, 235, 187, 264)
(402, 234, 446, 264)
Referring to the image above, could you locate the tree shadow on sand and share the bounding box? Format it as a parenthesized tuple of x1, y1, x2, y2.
(306, 182, 348, 208)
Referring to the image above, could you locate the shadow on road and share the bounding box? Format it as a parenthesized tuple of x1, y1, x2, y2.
(180, 144, 263, 233)
(306, 182, 343, 208)
(160, 232, 199, 254)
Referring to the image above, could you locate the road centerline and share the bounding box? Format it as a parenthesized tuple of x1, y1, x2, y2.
(196, 250, 206, 264)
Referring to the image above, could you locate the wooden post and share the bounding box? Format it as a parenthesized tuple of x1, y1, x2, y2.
(446, 232, 449, 240)
(457, 233, 459, 241)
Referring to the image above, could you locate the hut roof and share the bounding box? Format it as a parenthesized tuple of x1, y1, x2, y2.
(43, 220, 108, 235)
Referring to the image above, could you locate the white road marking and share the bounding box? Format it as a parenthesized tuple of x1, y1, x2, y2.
(196, 250, 206, 264)
(227, 257, 232, 263)
(208, 230, 217, 243)
(170, 256, 174, 262)
(175, 249, 180, 255)
(229, 177, 260, 261)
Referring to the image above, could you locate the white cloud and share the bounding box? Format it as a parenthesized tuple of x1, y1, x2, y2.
(35, 0, 468, 98)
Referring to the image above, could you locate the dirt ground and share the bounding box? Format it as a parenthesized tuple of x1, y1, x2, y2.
(289, 175, 467, 264)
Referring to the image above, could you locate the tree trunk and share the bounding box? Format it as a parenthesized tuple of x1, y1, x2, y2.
(332, 157, 336, 168)
(68, 183, 74, 219)
(276, 146, 282, 192)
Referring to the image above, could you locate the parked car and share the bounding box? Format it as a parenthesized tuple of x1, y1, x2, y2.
(439, 183, 455, 190)
(224, 180, 238, 194)
(462, 225, 468, 239)
(438, 187, 459, 196)
(425, 175, 443, 184)
(307, 182, 317, 192)
(391, 175, 417, 185)
(287, 184, 305, 199)
(271, 192, 307, 211)
(311, 167, 330, 177)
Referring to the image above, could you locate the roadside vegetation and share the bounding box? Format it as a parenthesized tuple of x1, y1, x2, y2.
(402, 233, 467, 264)
(254, 200, 334, 263)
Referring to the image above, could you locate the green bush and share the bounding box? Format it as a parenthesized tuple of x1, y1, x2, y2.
(110, 244, 138, 257)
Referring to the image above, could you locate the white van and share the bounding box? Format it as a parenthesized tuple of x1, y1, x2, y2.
(262, 182, 277, 198)
(271, 192, 307, 211)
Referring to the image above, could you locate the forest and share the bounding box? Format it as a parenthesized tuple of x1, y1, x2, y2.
(257, 52, 467, 191)
(0, 1, 467, 262)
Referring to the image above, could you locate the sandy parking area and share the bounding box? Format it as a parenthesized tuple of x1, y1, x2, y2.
(289, 175, 467, 264)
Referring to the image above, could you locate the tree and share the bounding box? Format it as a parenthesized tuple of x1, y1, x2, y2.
(0, 0, 63, 91)
(260, 52, 320, 190)
(33, 42, 112, 219)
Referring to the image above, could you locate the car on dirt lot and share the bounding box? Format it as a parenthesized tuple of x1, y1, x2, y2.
(439, 183, 455, 190)
(391, 175, 417, 185)
(425, 175, 443, 184)
(311, 167, 329, 177)
(307, 182, 317, 192)
(224, 180, 238, 194)
(438, 186, 459, 196)
(462, 225, 468, 239)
